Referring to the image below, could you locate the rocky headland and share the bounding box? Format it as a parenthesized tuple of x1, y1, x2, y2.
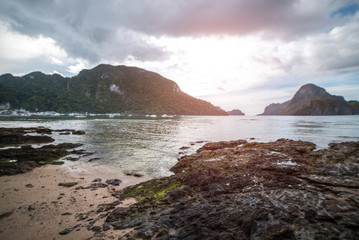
(261, 83, 359, 115)
(107, 139, 359, 239)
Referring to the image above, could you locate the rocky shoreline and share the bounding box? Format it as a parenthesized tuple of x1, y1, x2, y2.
(0, 127, 150, 239)
(107, 139, 359, 239)
(0, 127, 358, 239)
(0, 127, 87, 175)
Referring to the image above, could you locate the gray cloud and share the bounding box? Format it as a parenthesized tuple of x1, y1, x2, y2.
(0, 0, 169, 63)
(0, 0, 355, 65)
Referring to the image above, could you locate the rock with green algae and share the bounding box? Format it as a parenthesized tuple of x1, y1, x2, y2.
(107, 139, 359, 240)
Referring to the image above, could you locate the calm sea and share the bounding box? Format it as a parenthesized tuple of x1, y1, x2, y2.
(1, 115, 359, 178)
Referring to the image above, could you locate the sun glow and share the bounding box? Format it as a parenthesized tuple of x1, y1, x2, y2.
(126, 36, 281, 98)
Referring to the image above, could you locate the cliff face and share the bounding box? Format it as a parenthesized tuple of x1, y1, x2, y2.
(0, 64, 227, 115)
(261, 84, 359, 115)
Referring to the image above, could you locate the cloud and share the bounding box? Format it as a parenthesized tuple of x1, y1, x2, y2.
(0, 0, 169, 63)
(0, 0, 358, 111)
(0, 0, 356, 65)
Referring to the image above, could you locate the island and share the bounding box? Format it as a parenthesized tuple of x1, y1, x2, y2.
(227, 109, 245, 115)
(260, 83, 359, 115)
(0, 64, 227, 116)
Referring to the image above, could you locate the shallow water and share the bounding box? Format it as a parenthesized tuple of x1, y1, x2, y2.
(1, 115, 359, 178)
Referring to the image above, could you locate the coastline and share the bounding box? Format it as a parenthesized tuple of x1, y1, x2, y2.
(0, 124, 359, 239)
(0, 161, 149, 240)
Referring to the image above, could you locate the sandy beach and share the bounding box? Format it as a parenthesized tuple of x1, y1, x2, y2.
(0, 161, 149, 240)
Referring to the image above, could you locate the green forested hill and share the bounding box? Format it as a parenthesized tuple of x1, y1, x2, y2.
(0, 64, 227, 115)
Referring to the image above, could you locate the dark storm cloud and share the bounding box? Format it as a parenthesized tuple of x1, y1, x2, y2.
(0, 0, 355, 63)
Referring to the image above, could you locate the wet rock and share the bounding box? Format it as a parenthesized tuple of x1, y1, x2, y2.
(0, 210, 14, 220)
(96, 200, 122, 213)
(0, 139, 83, 175)
(90, 226, 102, 232)
(58, 182, 78, 188)
(65, 157, 80, 161)
(106, 179, 122, 186)
(59, 132, 71, 135)
(123, 170, 143, 177)
(102, 222, 111, 231)
(92, 178, 102, 182)
(25, 184, 33, 188)
(72, 130, 85, 135)
(88, 158, 100, 162)
(107, 139, 359, 240)
(179, 146, 190, 150)
(75, 182, 108, 190)
(27, 205, 35, 211)
(0, 127, 55, 147)
(91, 182, 108, 189)
(0, 161, 40, 175)
(59, 224, 81, 235)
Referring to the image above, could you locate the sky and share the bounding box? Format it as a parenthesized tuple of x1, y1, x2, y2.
(0, 0, 359, 115)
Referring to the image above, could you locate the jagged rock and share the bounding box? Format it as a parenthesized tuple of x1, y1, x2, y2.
(58, 182, 78, 188)
(58, 224, 81, 235)
(0, 210, 14, 220)
(72, 130, 85, 135)
(88, 158, 100, 162)
(75, 182, 108, 190)
(90, 226, 102, 232)
(106, 179, 122, 186)
(107, 139, 359, 239)
(59, 132, 71, 135)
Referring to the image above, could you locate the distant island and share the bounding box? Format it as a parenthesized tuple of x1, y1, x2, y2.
(260, 83, 359, 115)
(0, 64, 227, 116)
(227, 109, 245, 115)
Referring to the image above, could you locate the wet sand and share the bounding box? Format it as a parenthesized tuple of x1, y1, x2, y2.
(0, 162, 149, 240)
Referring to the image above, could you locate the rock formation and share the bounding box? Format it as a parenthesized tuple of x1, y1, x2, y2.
(107, 139, 359, 239)
(0, 127, 87, 175)
(261, 83, 359, 115)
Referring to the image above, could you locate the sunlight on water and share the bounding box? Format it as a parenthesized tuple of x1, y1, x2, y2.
(1, 115, 359, 178)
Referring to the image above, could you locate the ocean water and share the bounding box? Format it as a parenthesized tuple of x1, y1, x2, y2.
(1, 115, 359, 178)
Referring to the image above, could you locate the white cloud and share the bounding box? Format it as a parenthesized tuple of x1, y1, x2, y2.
(50, 56, 64, 65)
(0, 0, 358, 113)
(67, 61, 87, 75)
(0, 22, 66, 61)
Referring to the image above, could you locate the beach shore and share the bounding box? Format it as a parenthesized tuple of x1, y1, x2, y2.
(0, 161, 149, 240)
